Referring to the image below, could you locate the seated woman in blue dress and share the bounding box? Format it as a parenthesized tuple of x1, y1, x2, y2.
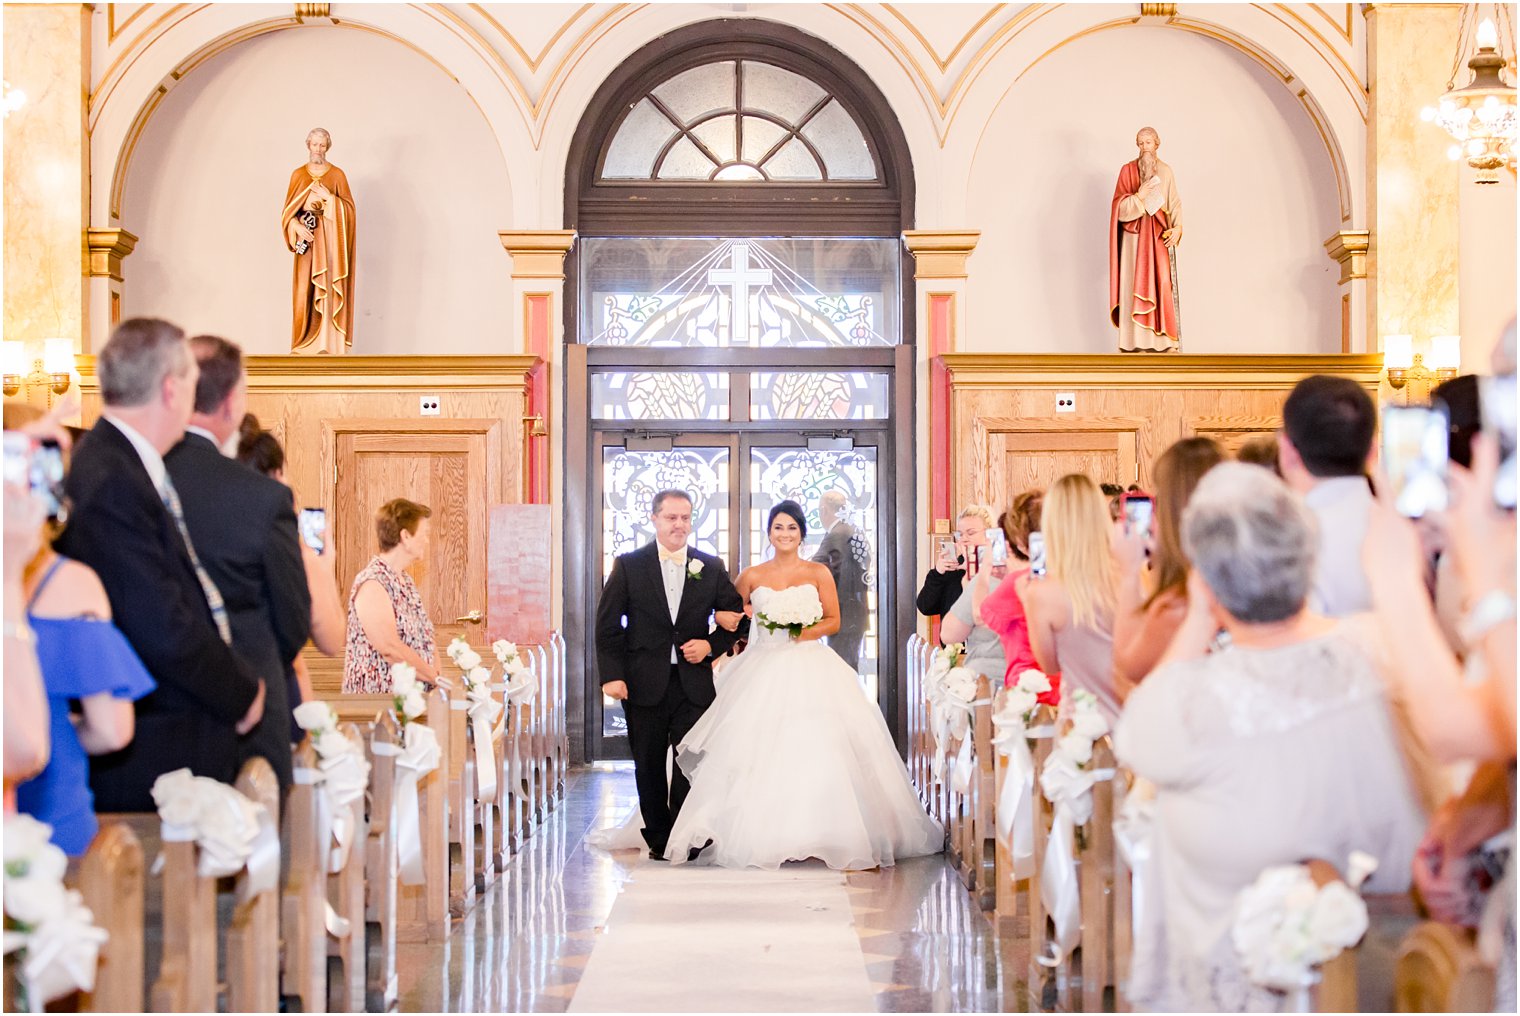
(17, 539, 155, 856)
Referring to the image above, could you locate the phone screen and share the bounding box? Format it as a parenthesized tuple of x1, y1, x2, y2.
(299, 508, 327, 553)
(937, 537, 957, 563)
(29, 439, 65, 521)
(1382, 404, 1450, 518)
(1027, 531, 1046, 577)
(1122, 496, 1154, 537)
(989, 531, 1009, 567)
(1481, 374, 1517, 510)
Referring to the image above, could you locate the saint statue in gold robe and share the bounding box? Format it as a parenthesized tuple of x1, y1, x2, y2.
(282, 127, 355, 353)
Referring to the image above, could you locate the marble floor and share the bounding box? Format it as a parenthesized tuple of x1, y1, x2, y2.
(395, 765, 1037, 1013)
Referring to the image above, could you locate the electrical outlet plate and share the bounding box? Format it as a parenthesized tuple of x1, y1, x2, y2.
(1055, 392, 1076, 413)
(419, 395, 441, 416)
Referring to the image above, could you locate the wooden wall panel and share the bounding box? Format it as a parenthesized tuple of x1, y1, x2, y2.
(943, 354, 1384, 517)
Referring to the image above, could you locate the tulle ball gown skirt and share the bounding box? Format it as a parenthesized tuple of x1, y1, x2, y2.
(665, 639, 943, 870)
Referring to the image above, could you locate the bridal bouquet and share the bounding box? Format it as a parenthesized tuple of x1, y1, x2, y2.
(1232, 852, 1378, 994)
(754, 585, 824, 639)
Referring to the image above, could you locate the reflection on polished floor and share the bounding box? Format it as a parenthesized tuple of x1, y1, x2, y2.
(395, 764, 1036, 1012)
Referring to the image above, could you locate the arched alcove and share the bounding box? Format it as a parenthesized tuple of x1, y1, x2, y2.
(119, 25, 514, 354)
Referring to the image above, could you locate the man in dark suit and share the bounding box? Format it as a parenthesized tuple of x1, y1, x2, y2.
(56, 318, 265, 811)
(165, 336, 311, 790)
(812, 490, 869, 671)
(595, 489, 743, 859)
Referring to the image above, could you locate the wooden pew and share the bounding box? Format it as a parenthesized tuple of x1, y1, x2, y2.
(967, 674, 998, 910)
(1077, 737, 1119, 1013)
(443, 686, 478, 918)
(1394, 921, 1496, 1012)
(1026, 704, 1057, 1005)
(75, 820, 146, 1013)
(327, 722, 370, 1013)
(143, 807, 217, 1013)
(1111, 770, 1134, 1013)
(397, 687, 452, 944)
(283, 738, 330, 1013)
(366, 713, 401, 1012)
(227, 756, 281, 1013)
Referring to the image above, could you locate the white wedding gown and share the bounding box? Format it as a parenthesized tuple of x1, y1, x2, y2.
(663, 585, 943, 870)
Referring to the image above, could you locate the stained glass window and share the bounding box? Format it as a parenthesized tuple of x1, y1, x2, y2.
(749, 446, 878, 697)
(591, 372, 730, 420)
(599, 59, 878, 182)
(581, 237, 899, 348)
(601, 447, 730, 579)
(750, 372, 890, 421)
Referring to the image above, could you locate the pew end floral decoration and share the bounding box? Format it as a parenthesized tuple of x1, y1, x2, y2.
(390, 662, 428, 725)
(3, 815, 108, 1008)
(493, 639, 536, 705)
(1232, 851, 1378, 997)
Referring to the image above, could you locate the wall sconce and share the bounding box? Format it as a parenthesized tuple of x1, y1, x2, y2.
(3, 339, 76, 403)
(1383, 333, 1462, 402)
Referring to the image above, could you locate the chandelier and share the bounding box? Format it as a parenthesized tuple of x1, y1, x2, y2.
(1422, 5, 1517, 183)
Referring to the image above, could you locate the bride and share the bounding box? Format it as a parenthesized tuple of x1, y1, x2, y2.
(663, 500, 943, 870)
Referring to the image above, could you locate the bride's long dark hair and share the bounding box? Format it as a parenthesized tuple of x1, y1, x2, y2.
(766, 500, 808, 542)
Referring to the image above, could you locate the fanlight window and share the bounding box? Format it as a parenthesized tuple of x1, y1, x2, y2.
(600, 59, 879, 182)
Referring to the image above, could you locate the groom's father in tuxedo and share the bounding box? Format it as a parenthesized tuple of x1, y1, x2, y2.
(595, 489, 743, 859)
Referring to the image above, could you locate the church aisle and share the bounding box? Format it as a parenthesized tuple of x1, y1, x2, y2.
(395, 766, 1025, 1012)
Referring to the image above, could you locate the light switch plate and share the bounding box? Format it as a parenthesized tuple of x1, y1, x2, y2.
(1055, 392, 1076, 412)
(419, 395, 441, 416)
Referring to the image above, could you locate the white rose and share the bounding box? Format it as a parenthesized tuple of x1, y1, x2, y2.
(505, 658, 529, 677)
(1306, 882, 1369, 954)
(390, 662, 417, 695)
(492, 640, 517, 661)
(403, 688, 428, 719)
(3, 872, 68, 927)
(151, 769, 203, 828)
(292, 700, 335, 733)
(1071, 708, 1109, 741)
(466, 666, 492, 690)
(687, 559, 704, 577)
(447, 636, 467, 659)
(316, 729, 354, 759)
(1016, 669, 1051, 695)
(455, 648, 482, 672)
(1003, 687, 1037, 718)
(1056, 733, 1093, 766)
(1068, 688, 1098, 713)
(3, 814, 55, 865)
(198, 793, 255, 852)
(23, 842, 68, 884)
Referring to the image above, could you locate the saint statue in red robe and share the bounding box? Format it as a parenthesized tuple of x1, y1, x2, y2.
(1109, 126, 1182, 352)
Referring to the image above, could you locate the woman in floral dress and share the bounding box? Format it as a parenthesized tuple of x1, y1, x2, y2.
(343, 498, 438, 693)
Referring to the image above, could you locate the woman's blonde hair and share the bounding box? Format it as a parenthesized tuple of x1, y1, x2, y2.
(1044, 474, 1116, 629)
(957, 504, 996, 530)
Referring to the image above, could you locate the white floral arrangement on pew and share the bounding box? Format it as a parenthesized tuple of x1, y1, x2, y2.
(493, 639, 536, 705)
(1231, 852, 1378, 1002)
(385, 662, 442, 884)
(390, 661, 429, 725)
(990, 669, 1054, 877)
(925, 642, 986, 791)
(150, 768, 276, 883)
(1036, 689, 1115, 968)
(292, 701, 372, 875)
(2, 814, 108, 1008)
(754, 584, 824, 640)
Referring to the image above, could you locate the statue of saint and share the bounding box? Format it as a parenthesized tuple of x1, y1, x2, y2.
(282, 127, 356, 353)
(1109, 126, 1182, 352)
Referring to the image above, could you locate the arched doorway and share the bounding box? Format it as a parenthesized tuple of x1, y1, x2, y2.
(563, 20, 916, 762)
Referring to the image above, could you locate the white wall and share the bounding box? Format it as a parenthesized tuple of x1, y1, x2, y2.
(964, 25, 1343, 354)
(1459, 166, 1518, 371)
(122, 26, 514, 355)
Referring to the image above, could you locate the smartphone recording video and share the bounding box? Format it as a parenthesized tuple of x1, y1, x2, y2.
(299, 507, 327, 553)
(30, 439, 65, 522)
(1121, 493, 1154, 537)
(1027, 531, 1046, 578)
(1382, 404, 1450, 518)
(989, 530, 1009, 568)
(1480, 373, 1517, 510)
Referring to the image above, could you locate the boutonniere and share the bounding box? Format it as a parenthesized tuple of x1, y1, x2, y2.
(686, 558, 704, 580)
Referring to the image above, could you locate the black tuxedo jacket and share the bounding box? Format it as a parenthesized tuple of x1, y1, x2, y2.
(594, 543, 743, 708)
(165, 432, 311, 788)
(55, 418, 263, 810)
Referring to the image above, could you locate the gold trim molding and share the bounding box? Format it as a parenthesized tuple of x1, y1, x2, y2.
(1322, 230, 1370, 283)
(76, 354, 542, 393)
(940, 352, 1385, 389)
(85, 228, 140, 281)
(1140, 4, 1178, 17)
(903, 230, 981, 280)
(294, 4, 331, 22)
(499, 230, 577, 280)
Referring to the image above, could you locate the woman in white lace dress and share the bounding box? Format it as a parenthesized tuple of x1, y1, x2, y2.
(1114, 464, 1426, 1012)
(664, 500, 942, 870)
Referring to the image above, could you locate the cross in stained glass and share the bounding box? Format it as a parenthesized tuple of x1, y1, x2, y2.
(706, 243, 773, 344)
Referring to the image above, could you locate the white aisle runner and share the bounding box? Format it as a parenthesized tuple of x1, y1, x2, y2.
(568, 861, 877, 1013)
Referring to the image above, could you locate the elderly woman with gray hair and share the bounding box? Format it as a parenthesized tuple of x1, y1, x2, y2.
(1113, 463, 1428, 1012)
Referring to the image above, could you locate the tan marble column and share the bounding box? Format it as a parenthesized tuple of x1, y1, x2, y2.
(1366, 3, 1463, 360)
(3, 4, 90, 362)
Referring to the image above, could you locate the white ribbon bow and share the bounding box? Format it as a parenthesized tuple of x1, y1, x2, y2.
(991, 698, 1056, 880)
(466, 684, 503, 801)
(153, 769, 279, 901)
(1113, 779, 1157, 971)
(391, 722, 441, 886)
(3, 893, 108, 1010)
(1037, 753, 1116, 966)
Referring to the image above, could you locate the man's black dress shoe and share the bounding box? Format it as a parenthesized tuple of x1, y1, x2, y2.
(648, 848, 668, 861)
